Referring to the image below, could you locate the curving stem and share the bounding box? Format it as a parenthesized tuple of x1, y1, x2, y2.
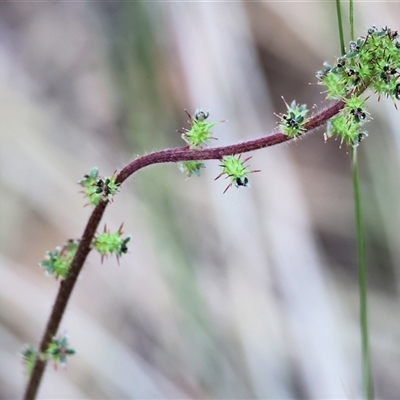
(23, 98, 347, 400)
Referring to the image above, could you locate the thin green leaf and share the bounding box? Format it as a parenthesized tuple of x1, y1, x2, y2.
(352, 147, 373, 400)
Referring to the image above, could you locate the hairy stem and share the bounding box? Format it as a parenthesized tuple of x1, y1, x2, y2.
(116, 100, 346, 184)
(23, 97, 348, 399)
(23, 201, 108, 400)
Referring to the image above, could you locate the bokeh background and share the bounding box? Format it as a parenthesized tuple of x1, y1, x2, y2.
(1, 1, 400, 399)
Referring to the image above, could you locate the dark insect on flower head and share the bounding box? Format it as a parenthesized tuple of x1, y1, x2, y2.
(380, 65, 397, 84)
(336, 57, 346, 69)
(179, 109, 218, 148)
(395, 83, 400, 100)
(282, 114, 300, 130)
(349, 41, 358, 52)
(345, 68, 361, 85)
(194, 109, 210, 122)
(350, 108, 367, 123)
(316, 62, 332, 80)
(215, 155, 260, 193)
(352, 131, 369, 147)
(234, 176, 249, 188)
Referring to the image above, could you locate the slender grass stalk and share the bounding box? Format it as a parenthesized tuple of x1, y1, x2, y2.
(352, 147, 373, 400)
(335, 0, 346, 55)
(347, 3, 372, 398)
(349, 0, 354, 41)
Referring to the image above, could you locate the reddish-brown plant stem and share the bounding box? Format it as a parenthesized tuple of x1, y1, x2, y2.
(23, 98, 346, 400)
(23, 202, 108, 400)
(116, 99, 345, 184)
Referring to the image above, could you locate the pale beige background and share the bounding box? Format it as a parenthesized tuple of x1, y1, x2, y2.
(1, 2, 400, 399)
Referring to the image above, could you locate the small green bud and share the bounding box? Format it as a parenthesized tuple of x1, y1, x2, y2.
(45, 334, 75, 368)
(21, 345, 38, 381)
(319, 72, 347, 99)
(39, 239, 79, 280)
(93, 224, 131, 263)
(215, 155, 260, 193)
(179, 109, 219, 148)
(277, 98, 309, 137)
(79, 169, 119, 206)
(179, 161, 206, 177)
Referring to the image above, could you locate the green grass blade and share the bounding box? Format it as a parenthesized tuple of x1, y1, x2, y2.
(335, 0, 346, 54)
(352, 147, 373, 400)
(349, 0, 354, 40)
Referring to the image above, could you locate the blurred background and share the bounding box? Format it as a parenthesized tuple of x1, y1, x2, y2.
(1, 1, 400, 399)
